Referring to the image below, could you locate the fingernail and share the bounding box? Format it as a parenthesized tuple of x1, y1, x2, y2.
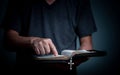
(54, 54, 58, 56)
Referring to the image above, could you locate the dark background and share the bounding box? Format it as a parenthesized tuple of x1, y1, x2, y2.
(0, 0, 120, 75)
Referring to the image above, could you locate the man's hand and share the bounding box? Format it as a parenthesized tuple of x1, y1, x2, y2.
(30, 37, 58, 56)
(72, 35, 93, 66)
(6, 29, 58, 56)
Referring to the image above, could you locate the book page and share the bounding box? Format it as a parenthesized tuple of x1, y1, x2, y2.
(36, 55, 65, 58)
(61, 50, 95, 57)
(34, 54, 69, 60)
(61, 50, 76, 57)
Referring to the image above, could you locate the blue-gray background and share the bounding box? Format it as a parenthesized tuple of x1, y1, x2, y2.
(0, 0, 120, 75)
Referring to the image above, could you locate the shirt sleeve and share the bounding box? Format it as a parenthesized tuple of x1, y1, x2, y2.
(3, 0, 21, 33)
(75, 0, 97, 38)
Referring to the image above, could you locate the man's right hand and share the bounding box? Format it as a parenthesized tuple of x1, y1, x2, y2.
(6, 29, 58, 56)
(30, 37, 58, 56)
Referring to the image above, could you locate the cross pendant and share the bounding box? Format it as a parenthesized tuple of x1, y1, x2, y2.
(68, 57, 74, 70)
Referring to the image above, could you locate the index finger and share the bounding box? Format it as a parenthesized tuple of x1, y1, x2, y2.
(49, 41, 58, 56)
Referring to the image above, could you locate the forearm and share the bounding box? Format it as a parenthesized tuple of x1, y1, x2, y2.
(6, 30, 32, 48)
(12, 36, 33, 48)
(79, 35, 93, 50)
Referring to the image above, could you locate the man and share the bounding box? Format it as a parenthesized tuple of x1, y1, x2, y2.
(4, 0, 97, 75)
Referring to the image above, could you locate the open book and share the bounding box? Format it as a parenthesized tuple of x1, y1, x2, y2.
(34, 49, 106, 61)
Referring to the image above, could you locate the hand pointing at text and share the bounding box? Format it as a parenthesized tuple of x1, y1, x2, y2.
(30, 37, 58, 56)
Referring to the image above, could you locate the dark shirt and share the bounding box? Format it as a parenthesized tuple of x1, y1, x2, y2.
(6, 0, 97, 53)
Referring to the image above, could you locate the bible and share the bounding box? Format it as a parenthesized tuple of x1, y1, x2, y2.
(33, 49, 106, 70)
(34, 49, 106, 61)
